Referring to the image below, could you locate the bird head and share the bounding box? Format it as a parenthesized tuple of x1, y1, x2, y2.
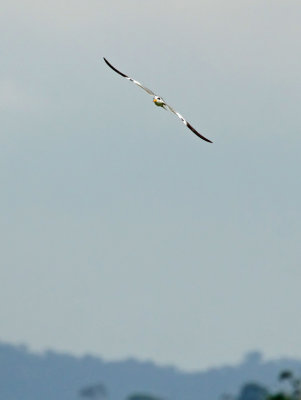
(153, 96, 163, 103)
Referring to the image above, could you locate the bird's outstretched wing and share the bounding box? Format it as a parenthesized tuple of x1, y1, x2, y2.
(103, 57, 155, 95)
(165, 104, 212, 143)
(103, 57, 213, 143)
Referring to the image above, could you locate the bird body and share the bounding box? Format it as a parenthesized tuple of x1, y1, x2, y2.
(153, 96, 166, 108)
(103, 57, 212, 143)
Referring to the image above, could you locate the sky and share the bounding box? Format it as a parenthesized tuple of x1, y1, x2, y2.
(0, 0, 301, 371)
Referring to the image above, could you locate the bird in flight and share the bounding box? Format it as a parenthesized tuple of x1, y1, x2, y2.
(103, 58, 212, 143)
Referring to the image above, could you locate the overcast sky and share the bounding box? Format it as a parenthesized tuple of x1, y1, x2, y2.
(0, 0, 300, 371)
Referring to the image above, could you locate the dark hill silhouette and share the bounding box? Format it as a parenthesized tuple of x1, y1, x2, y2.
(0, 342, 301, 400)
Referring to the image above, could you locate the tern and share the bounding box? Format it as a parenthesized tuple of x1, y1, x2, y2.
(103, 57, 212, 143)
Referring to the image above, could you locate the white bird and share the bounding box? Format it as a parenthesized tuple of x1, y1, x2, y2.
(103, 58, 212, 143)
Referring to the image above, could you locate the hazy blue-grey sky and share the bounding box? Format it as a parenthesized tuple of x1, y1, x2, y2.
(1, 0, 300, 371)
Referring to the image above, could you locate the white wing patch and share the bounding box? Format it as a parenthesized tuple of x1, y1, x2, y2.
(126, 77, 155, 95)
(176, 112, 188, 126)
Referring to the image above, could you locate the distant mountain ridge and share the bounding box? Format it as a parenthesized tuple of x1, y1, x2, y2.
(0, 341, 301, 400)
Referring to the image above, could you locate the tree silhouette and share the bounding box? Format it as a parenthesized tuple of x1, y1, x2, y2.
(127, 393, 163, 400)
(268, 370, 301, 400)
(237, 383, 269, 400)
(79, 383, 107, 399)
(279, 371, 294, 382)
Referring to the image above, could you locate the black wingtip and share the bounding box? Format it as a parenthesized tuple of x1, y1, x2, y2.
(103, 57, 128, 78)
(186, 122, 213, 143)
(103, 57, 110, 66)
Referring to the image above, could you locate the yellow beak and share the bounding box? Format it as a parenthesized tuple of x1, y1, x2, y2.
(153, 98, 157, 102)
